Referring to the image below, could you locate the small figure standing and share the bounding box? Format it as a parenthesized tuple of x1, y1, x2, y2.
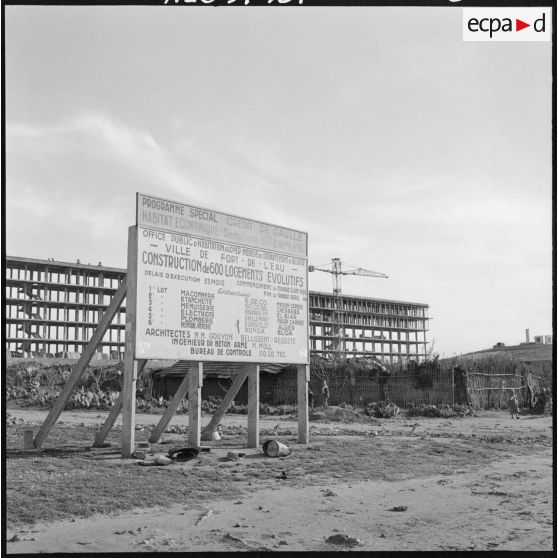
(544, 387, 553, 414)
(508, 392, 520, 419)
(321, 379, 329, 409)
(308, 388, 315, 409)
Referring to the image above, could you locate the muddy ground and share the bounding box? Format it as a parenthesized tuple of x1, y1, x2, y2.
(5, 407, 554, 552)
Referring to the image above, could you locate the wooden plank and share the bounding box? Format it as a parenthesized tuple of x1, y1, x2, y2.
(247, 364, 260, 448)
(122, 226, 139, 458)
(149, 370, 190, 443)
(93, 360, 146, 447)
(188, 362, 203, 448)
(297, 364, 309, 444)
(202, 367, 249, 436)
(33, 280, 127, 449)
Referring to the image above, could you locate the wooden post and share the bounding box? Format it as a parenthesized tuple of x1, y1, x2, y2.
(93, 360, 146, 447)
(122, 226, 139, 458)
(297, 363, 309, 444)
(247, 364, 260, 448)
(24, 430, 34, 450)
(188, 362, 203, 448)
(202, 367, 249, 436)
(149, 370, 190, 443)
(33, 280, 127, 449)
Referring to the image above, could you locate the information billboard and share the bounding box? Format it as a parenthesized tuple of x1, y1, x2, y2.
(134, 194, 309, 363)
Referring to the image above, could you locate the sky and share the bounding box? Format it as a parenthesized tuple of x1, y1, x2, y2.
(5, 5, 553, 356)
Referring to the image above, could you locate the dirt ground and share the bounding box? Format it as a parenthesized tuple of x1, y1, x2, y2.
(5, 408, 555, 552)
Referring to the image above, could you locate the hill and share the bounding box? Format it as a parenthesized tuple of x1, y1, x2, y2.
(456, 342, 553, 363)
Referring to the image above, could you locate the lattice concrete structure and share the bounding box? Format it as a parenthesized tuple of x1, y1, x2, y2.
(309, 291, 429, 362)
(5, 256, 126, 358)
(6, 256, 429, 362)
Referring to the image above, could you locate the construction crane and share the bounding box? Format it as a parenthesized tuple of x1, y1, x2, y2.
(308, 258, 388, 359)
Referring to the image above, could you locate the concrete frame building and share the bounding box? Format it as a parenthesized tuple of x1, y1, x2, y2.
(5, 256, 430, 362)
(5, 256, 126, 359)
(309, 291, 429, 362)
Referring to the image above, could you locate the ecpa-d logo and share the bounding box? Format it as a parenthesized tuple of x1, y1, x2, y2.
(463, 8, 551, 42)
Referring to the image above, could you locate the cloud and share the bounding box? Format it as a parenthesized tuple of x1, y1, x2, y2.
(8, 113, 200, 202)
(6, 110, 552, 355)
(7, 114, 210, 265)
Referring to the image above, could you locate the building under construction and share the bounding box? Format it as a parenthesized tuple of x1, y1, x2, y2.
(309, 291, 429, 361)
(5, 255, 430, 362)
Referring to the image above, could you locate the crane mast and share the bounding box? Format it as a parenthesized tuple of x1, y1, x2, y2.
(308, 257, 388, 360)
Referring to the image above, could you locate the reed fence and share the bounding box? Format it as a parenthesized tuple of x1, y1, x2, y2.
(466, 372, 526, 410)
(270, 363, 539, 410)
(272, 367, 455, 408)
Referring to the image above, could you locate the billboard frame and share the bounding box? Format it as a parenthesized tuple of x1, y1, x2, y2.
(121, 194, 311, 457)
(29, 200, 310, 456)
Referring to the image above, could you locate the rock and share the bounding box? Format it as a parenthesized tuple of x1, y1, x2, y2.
(223, 532, 247, 545)
(326, 534, 360, 547)
(195, 509, 214, 525)
(227, 451, 241, 461)
(389, 506, 407, 512)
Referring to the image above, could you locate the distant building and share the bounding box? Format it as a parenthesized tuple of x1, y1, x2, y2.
(5, 255, 430, 363)
(534, 334, 553, 345)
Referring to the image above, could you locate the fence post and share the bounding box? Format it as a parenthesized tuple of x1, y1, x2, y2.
(451, 368, 455, 407)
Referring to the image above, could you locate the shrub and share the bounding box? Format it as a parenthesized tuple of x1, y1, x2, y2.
(406, 403, 473, 418)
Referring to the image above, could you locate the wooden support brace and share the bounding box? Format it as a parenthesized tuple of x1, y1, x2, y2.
(188, 362, 203, 448)
(149, 369, 190, 443)
(247, 364, 260, 448)
(33, 281, 127, 449)
(93, 360, 146, 448)
(202, 366, 249, 436)
(297, 363, 310, 444)
(94, 393, 123, 448)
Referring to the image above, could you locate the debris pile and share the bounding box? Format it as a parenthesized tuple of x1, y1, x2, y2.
(310, 406, 370, 423)
(407, 404, 474, 418)
(365, 401, 400, 418)
(135, 446, 201, 466)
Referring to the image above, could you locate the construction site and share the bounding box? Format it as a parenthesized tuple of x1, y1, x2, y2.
(6, 255, 429, 362)
(5, 253, 553, 413)
(3, 197, 553, 555)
